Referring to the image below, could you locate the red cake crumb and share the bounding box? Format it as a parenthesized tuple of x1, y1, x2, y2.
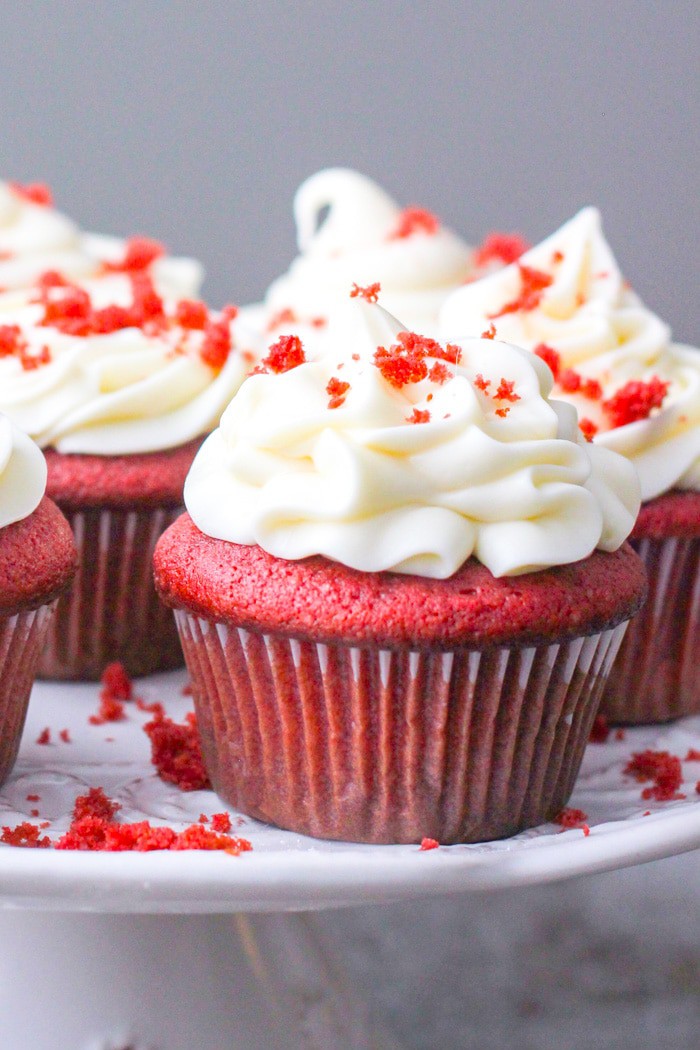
(136, 697, 165, 717)
(59, 728, 71, 744)
(419, 837, 440, 850)
(0, 822, 51, 848)
(73, 787, 121, 823)
(267, 307, 297, 330)
(262, 334, 305, 374)
(389, 207, 439, 240)
(103, 236, 165, 273)
(326, 376, 350, 409)
(602, 376, 670, 428)
(685, 749, 700, 761)
(211, 812, 232, 834)
(406, 407, 431, 424)
(474, 373, 491, 393)
(481, 323, 497, 339)
(552, 250, 564, 264)
(589, 714, 610, 743)
(199, 314, 234, 371)
(624, 750, 685, 802)
(533, 343, 561, 380)
(554, 807, 589, 830)
(101, 662, 134, 701)
(494, 378, 520, 403)
(143, 710, 211, 791)
(489, 264, 553, 318)
(175, 299, 208, 330)
(350, 281, 381, 303)
(26, 794, 40, 802)
(374, 342, 428, 388)
(579, 418, 599, 442)
(198, 813, 209, 823)
(9, 181, 53, 206)
(36, 727, 51, 746)
(429, 361, 452, 384)
(181, 682, 193, 696)
(30, 809, 39, 818)
(614, 728, 626, 742)
(473, 232, 529, 267)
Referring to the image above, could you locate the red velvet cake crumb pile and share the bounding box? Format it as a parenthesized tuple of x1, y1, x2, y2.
(143, 709, 211, 791)
(89, 662, 134, 725)
(259, 333, 306, 374)
(489, 263, 553, 318)
(1, 822, 51, 848)
(554, 808, 590, 835)
(388, 206, 440, 240)
(624, 750, 685, 802)
(472, 232, 530, 267)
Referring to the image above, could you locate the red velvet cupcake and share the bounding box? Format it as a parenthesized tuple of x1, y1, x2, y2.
(0, 257, 258, 679)
(0, 416, 76, 781)
(438, 207, 700, 723)
(154, 301, 646, 843)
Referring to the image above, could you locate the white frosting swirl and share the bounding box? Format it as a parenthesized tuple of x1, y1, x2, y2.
(185, 301, 640, 578)
(0, 182, 203, 300)
(0, 298, 259, 455)
(0, 414, 46, 529)
(439, 207, 700, 501)
(242, 168, 473, 342)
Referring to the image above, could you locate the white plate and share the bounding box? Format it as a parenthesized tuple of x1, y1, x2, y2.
(0, 670, 698, 913)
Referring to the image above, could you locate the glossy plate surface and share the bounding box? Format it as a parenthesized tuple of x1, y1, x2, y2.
(0, 671, 698, 913)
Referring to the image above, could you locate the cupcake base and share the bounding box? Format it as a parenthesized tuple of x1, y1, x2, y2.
(599, 534, 699, 723)
(0, 604, 55, 784)
(175, 612, 627, 844)
(38, 506, 183, 681)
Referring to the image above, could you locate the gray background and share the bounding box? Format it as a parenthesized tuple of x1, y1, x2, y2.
(1, 3, 698, 1047)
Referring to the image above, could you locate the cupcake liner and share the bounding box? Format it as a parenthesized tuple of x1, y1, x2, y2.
(174, 611, 628, 844)
(39, 505, 183, 680)
(599, 535, 699, 723)
(0, 603, 55, 784)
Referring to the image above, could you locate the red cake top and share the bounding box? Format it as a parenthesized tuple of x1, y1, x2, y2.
(154, 514, 646, 650)
(0, 497, 76, 613)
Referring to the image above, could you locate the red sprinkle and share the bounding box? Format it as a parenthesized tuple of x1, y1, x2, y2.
(488, 263, 553, 319)
(326, 376, 350, 409)
(406, 407, 431, 424)
(473, 232, 530, 267)
(579, 418, 599, 442)
(419, 837, 440, 851)
(602, 376, 670, 428)
(1, 822, 51, 848)
(143, 710, 210, 791)
(101, 662, 133, 701)
(554, 807, 589, 830)
(389, 207, 439, 240)
(624, 750, 685, 802)
(103, 236, 165, 273)
(350, 281, 381, 303)
(8, 182, 53, 207)
(262, 334, 306, 374)
(36, 728, 51, 746)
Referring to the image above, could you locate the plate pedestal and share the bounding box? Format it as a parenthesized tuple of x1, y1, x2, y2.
(0, 911, 398, 1050)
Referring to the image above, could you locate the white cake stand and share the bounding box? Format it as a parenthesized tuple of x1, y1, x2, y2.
(1, 671, 698, 1050)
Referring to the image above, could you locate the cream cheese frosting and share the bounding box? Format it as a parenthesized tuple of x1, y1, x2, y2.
(0, 181, 203, 301)
(0, 281, 258, 455)
(185, 300, 640, 579)
(0, 413, 46, 529)
(439, 207, 700, 501)
(241, 168, 474, 343)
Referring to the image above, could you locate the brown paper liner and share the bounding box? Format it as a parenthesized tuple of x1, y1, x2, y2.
(174, 612, 628, 844)
(39, 506, 183, 681)
(600, 535, 699, 723)
(0, 604, 55, 785)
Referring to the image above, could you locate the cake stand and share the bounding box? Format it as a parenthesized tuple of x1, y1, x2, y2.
(1, 671, 699, 1050)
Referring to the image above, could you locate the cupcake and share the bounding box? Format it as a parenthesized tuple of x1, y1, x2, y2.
(0, 179, 202, 301)
(0, 269, 259, 679)
(439, 207, 699, 722)
(154, 297, 645, 844)
(239, 168, 474, 349)
(0, 414, 76, 781)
